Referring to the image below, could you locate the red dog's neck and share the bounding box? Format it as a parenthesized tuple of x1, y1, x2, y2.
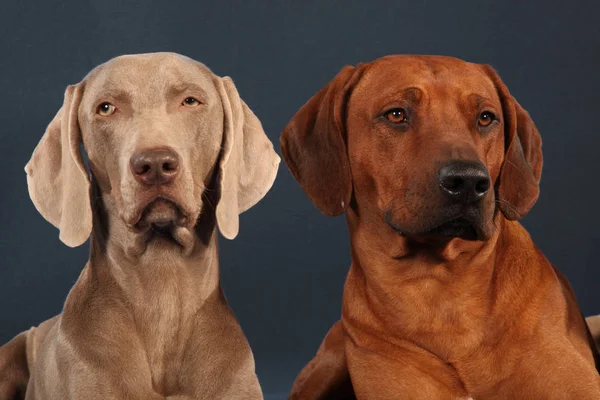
(342, 209, 543, 361)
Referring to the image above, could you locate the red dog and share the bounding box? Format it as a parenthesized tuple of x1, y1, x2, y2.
(282, 55, 600, 399)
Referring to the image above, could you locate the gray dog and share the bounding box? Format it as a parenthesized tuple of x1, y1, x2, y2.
(0, 52, 279, 400)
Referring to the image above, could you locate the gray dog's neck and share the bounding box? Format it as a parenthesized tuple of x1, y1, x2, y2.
(83, 179, 222, 308)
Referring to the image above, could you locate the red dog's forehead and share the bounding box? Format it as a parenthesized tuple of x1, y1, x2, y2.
(353, 55, 499, 108)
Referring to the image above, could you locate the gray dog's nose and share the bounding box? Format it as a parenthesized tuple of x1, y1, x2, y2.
(439, 160, 490, 202)
(130, 148, 180, 186)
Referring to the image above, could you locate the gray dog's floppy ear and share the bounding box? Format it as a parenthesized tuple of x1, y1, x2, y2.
(214, 77, 280, 240)
(25, 84, 92, 247)
(483, 65, 543, 221)
(280, 65, 364, 217)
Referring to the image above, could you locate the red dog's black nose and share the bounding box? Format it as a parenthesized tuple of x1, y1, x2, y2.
(130, 148, 180, 186)
(439, 160, 490, 202)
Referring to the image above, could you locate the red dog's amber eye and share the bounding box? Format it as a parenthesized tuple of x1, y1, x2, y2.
(478, 111, 495, 127)
(385, 108, 407, 123)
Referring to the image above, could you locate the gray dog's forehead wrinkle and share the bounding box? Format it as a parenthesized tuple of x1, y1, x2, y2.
(83, 53, 215, 89)
(80, 52, 219, 107)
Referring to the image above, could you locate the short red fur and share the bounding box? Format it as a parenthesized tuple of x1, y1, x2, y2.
(282, 55, 600, 399)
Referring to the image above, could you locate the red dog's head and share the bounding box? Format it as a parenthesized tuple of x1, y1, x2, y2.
(282, 55, 542, 243)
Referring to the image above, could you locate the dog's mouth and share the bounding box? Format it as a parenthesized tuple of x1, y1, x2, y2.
(119, 196, 200, 255)
(386, 212, 486, 242)
(420, 217, 479, 241)
(139, 198, 184, 227)
(132, 198, 191, 242)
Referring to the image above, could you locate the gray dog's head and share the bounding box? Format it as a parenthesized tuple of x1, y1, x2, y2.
(25, 52, 280, 251)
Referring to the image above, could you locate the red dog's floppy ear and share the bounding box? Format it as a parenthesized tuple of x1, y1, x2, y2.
(280, 65, 364, 216)
(483, 65, 543, 221)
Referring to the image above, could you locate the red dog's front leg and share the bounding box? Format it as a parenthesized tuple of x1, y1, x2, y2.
(289, 320, 355, 400)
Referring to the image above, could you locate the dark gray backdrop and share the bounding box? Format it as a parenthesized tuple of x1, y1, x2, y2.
(1, 0, 599, 398)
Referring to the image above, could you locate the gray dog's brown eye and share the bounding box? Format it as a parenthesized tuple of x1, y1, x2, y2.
(182, 97, 201, 107)
(384, 108, 407, 124)
(97, 102, 116, 116)
(478, 111, 495, 127)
